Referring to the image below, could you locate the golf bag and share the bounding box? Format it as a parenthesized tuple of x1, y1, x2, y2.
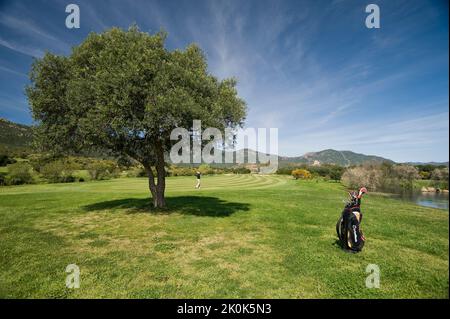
(336, 188, 367, 252)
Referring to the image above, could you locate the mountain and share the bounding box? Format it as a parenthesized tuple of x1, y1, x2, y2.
(0, 118, 445, 166)
(279, 149, 393, 167)
(226, 148, 393, 167)
(0, 118, 33, 150)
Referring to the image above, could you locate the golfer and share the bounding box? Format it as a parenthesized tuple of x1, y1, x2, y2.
(195, 171, 201, 189)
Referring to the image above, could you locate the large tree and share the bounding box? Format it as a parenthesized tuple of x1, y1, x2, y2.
(27, 26, 246, 208)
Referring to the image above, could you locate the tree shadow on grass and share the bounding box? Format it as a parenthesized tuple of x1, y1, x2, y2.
(83, 196, 251, 217)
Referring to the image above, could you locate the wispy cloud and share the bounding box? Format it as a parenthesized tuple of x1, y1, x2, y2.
(280, 110, 449, 161)
(0, 37, 44, 57)
(0, 0, 447, 161)
(0, 65, 27, 78)
(0, 12, 60, 42)
(0, 8, 71, 56)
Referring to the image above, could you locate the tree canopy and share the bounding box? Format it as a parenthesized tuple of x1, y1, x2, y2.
(27, 26, 247, 207)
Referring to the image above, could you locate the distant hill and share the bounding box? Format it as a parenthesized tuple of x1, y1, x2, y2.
(279, 149, 394, 167)
(404, 161, 449, 167)
(0, 118, 447, 167)
(222, 148, 393, 167)
(0, 118, 33, 150)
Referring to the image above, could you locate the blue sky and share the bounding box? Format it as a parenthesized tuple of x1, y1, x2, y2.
(0, 0, 448, 162)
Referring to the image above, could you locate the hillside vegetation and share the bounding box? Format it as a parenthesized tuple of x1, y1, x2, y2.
(0, 118, 33, 149)
(279, 149, 393, 167)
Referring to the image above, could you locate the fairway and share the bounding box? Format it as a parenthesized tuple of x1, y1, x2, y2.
(0, 175, 448, 298)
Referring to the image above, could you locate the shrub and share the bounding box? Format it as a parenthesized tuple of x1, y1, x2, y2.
(87, 160, 120, 180)
(0, 154, 16, 166)
(292, 169, 312, 180)
(169, 166, 196, 176)
(277, 164, 344, 180)
(419, 171, 431, 180)
(117, 156, 135, 169)
(4, 162, 35, 185)
(341, 165, 383, 190)
(125, 166, 146, 177)
(166, 165, 251, 176)
(341, 164, 420, 191)
(431, 167, 449, 189)
(431, 167, 449, 182)
(327, 166, 345, 181)
(198, 164, 214, 175)
(276, 167, 294, 175)
(390, 165, 420, 189)
(231, 167, 251, 174)
(28, 153, 55, 173)
(416, 164, 447, 180)
(40, 159, 76, 183)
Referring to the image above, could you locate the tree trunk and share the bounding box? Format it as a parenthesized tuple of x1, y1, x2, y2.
(155, 147, 166, 208)
(144, 164, 166, 208)
(143, 148, 166, 208)
(154, 183, 165, 208)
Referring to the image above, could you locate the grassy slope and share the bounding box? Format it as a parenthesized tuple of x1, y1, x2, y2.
(0, 175, 448, 298)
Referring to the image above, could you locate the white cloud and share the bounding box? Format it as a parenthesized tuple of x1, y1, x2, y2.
(0, 12, 59, 42)
(0, 37, 44, 58)
(279, 111, 449, 162)
(0, 65, 27, 78)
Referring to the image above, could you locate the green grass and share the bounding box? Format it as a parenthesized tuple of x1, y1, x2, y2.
(0, 175, 448, 298)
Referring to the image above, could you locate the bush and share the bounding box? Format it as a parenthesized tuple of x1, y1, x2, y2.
(431, 167, 449, 189)
(416, 164, 447, 180)
(341, 165, 383, 190)
(0, 154, 16, 166)
(125, 166, 146, 177)
(276, 167, 294, 175)
(277, 164, 344, 180)
(292, 169, 312, 180)
(169, 164, 216, 176)
(4, 162, 35, 185)
(166, 164, 251, 176)
(87, 160, 120, 180)
(231, 167, 251, 174)
(117, 156, 136, 169)
(40, 159, 76, 183)
(327, 166, 345, 181)
(341, 164, 420, 191)
(431, 167, 449, 182)
(390, 165, 420, 189)
(419, 171, 431, 180)
(198, 164, 214, 175)
(169, 166, 196, 176)
(28, 153, 56, 173)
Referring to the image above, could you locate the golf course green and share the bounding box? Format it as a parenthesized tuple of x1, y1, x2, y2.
(0, 174, 448, 298)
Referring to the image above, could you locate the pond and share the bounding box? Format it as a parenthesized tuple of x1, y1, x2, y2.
(389, 190, 449, 210)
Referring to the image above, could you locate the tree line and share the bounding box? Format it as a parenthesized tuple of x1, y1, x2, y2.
(277, 162, 448, 191)
(0, 155, 251, 186)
